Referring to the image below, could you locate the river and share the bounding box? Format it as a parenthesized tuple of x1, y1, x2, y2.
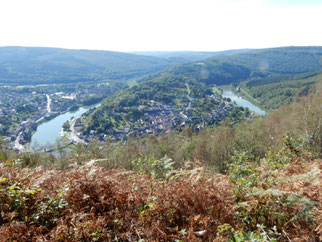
(30, 107, 90, 149)
(221, 87, 266, 115)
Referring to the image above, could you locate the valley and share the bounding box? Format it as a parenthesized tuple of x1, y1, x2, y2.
(1, 46, 321, 152)
(1, 0, 322, 239)
(0, 46, 321, 241)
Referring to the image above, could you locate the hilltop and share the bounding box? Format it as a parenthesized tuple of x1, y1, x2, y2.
(81, 74, 251, 142)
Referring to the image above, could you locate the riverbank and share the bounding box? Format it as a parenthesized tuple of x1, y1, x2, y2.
(61, 116, 87, 145)
(219, 85, 267, 115)
(29, 107, 89, 149)
(29, 104, 101, 151)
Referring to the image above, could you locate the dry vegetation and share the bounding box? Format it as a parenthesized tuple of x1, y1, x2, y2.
(0, 155, 321, 241)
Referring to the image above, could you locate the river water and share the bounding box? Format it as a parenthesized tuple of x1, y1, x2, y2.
(221, 88, 266, 115)
(30, 107, 90, 149)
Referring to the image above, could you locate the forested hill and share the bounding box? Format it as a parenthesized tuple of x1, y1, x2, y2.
(0, 47, 180, 85)
(160, 46, 322, 86)
(83, 74, 250, 138)
(130, 49, 252, 63)
(240, 71, 322, 109)
(2, 46, 320, 86)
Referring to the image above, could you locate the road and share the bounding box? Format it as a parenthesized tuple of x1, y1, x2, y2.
(14, 132, 25, 152)
(46, 94, 51, 113)
(185, 82, 192, 110)
(67, 117, 86, 144)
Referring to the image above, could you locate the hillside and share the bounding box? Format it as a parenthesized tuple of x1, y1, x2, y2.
(165, 46, 322, 86)
(81, 74, 251, 141)
(212, 46, 322, 75)
(134, 46, 322, 111)
(239, 71, 322, 109)
(0, 47, 179, 85)
(0, 84, 321, 241)
(79, 47, 322, 142)
(0, 157, 320, 241)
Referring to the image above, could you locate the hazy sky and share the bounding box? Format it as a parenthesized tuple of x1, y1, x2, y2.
(0, 0, 321, 52)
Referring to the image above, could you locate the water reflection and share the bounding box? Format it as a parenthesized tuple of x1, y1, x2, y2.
(30, 107, 90, 149)
(221, 89, 266, 115)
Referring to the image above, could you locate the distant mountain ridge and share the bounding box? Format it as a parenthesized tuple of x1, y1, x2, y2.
(1, 46, 320, 86)
(0, 46, 179, 85)
(163, 46, 322, 86)
(129, 49, 252, 63)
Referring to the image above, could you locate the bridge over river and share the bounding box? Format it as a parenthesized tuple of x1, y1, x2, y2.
(30, 141, 76, 153)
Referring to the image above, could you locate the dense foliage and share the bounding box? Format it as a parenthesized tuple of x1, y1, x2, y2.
(167, 61, 251, 86)
(213, 46, 322, 75)
(239, 71, 322, 109)
(162, 46, 322, 86)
